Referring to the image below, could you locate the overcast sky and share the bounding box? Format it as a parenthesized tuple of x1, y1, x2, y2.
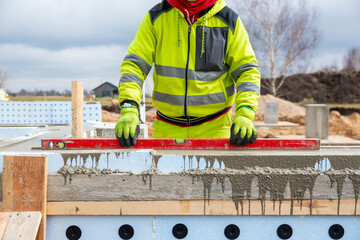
(0, 0, 359, 92)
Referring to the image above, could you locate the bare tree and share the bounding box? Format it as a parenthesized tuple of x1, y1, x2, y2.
(322, 59, 339, 72)
(342, 47, 360, 72)
(232, 0, 320, 96)
(0, 70, 8, 89)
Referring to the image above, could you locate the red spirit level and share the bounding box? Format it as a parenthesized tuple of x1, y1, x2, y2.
(41, 138, 320, 150)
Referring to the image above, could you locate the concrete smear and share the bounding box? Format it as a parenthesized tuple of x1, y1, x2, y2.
(57, 152, 360, 215)
(59, 153, 129, 184)
(327, 169, 360, 215)
(174, 167, 320, 215)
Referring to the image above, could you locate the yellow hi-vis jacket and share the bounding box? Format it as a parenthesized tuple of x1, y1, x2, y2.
(119, 0, 260, 119)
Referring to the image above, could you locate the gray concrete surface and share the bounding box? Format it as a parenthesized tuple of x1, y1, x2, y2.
(306, 104, 329, 139)
(264, 101, 279, 124)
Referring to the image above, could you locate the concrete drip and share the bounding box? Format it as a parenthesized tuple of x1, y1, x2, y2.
(141, 168, 160, 190)
(153, 155, 161, 170)
(349, 172, 360, 215)
(177, 166, 320, 215)
(56, 152, 360, 215)
(227, 170, 254, 216)
(326, 168, 360, 215)
(114, 152, 130, 160)
(177, 168, 227, 214)
(288, 169, 319, 215)
(59, 153, 110, 184)
(58, 152, 142, 185)
(326, 170, 347, 215)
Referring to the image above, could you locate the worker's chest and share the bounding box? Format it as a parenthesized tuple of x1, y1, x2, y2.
(154, 18, 229, 72)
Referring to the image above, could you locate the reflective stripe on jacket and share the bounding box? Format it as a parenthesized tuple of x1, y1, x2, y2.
(119, 0, 261, 119)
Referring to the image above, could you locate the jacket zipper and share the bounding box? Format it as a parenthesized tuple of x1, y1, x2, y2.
(184, 23, 192, 126)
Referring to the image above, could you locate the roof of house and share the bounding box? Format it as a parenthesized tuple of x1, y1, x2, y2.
(92, 82, 118, 91)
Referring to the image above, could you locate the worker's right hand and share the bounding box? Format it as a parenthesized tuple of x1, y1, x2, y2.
(115, 107, 140, 147)
(230, 106, 257, 146)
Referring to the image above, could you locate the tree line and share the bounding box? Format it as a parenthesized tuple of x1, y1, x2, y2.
(232, 0, 359, 96)
(6, 89, 89, 97)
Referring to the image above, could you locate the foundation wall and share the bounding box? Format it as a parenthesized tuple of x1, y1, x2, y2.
(1, 148, 360, 239)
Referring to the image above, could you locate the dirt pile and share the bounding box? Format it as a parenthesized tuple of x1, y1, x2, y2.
(102, 99, 120, 113)
(329, 111, 360, 139)
(255, 95, 306, 124)
(102, 110, 120, 122)
(145, 107, 157, 123)
(256, 95, 360, 139)
(261, 70, 360, 103)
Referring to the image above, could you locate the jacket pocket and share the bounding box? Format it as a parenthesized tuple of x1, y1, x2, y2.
(195, 26, 228, 72)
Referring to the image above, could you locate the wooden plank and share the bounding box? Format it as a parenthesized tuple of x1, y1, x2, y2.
(0, 198, 358, 215)
(46, 199, 360, 216)
(71, 81, 84, 139)
(41, 138, 320, 150)
(2, 156, 48, 240)
(0, 173, 2, 202)
(3, 212, 42, 240)
(0, 212, 11, 238)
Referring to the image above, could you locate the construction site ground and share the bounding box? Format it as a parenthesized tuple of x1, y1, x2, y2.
(102, 95, 360, 145)
(2, 95, 360, 239)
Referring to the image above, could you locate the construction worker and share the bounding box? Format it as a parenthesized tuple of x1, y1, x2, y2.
(115, 0, 260, 147)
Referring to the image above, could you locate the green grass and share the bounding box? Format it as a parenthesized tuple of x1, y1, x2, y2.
(10, 96, 114, 106)
(326, 103, 360, 109)
(10, 96, 73, 102)
(296, 101, 360, 109)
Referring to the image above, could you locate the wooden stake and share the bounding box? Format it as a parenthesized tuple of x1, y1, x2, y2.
(2, 156, 48, 240)
(71, 81, 84, 138)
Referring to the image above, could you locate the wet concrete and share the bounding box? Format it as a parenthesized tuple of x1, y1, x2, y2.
(41, 147, 360, 215)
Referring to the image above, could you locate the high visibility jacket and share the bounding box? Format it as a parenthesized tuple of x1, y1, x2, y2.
(119, 0, 260, 119)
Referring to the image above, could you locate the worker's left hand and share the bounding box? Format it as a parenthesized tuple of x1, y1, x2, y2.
(230, 107, 257, 146)
(115, 107, 140, 147)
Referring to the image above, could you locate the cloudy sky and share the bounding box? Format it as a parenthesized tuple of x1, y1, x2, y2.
(0, 0, 359, 92)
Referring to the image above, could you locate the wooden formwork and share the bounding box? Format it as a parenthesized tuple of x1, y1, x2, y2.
(1, 150, 360, 239)
(1, 156, 47, 240)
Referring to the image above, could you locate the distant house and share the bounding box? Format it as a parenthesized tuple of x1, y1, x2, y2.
(92, 82, 118, 98)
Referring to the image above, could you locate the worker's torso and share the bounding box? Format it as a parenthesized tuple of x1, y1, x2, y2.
(149, 0, 237, 118)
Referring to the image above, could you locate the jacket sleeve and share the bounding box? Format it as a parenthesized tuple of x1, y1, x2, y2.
(118, 13, 156, 108)
(225, 17, 261, 117)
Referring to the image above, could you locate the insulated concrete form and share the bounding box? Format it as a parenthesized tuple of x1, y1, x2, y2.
(45, 215, 360, 239)
(0, 101, 101, 125)
(1, 148, 360, 215)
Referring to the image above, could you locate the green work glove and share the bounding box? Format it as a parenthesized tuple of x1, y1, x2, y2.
(230, 106, 257, 146)
(115, 107, 140, 147)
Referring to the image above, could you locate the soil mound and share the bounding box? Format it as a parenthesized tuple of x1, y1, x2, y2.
(102, 110, 120, 122)
(255, 95, 305, 124)
(262, 71, 360, 103)
(329, 111, 360, 139)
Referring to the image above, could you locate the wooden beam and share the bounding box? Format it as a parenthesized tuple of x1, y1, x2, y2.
(2, 212, 42, 240)
(71, 80, 84, 138)
(2, 156, 48, 240)
(46, 199, 360, 216)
